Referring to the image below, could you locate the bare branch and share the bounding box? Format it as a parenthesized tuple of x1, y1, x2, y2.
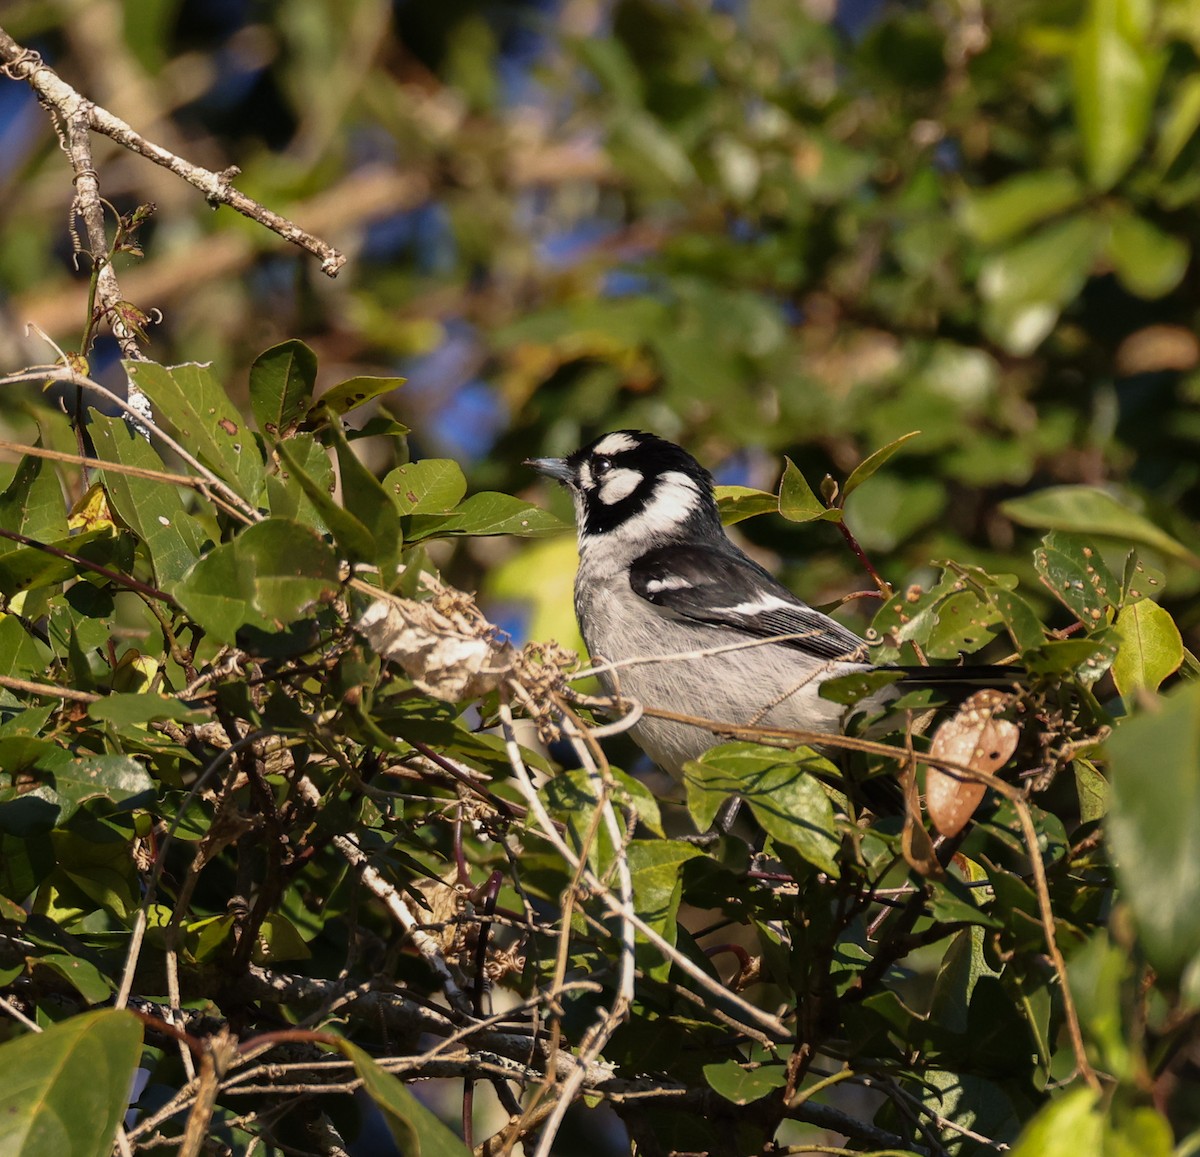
(0, 27, 346, 277)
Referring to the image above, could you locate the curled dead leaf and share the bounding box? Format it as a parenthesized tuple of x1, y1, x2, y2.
(925, 689, 1020, 837)
(357, 574, 515, 701)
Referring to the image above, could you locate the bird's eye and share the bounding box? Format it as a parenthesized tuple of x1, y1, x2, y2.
(593, 456, 613, 475)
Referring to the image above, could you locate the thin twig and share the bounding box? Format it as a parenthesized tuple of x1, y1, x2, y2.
(0, 524, 171, 603)
(0, 366, 259, 522)
(527, 707, 636, 1157)
(496, 696, 792, 1042)
(0, 28, 345, 276)
(0, 673, 100, 703)
(1013, 796, 1100, 1093)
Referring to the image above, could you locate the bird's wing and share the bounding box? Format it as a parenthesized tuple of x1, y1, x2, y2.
(629, 543, 869, 663)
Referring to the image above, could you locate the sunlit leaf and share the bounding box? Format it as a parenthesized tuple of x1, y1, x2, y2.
(0, 449, 67, 550)
(170, 518, 341, 645)
(384, 459, 467, 516)
(91, 413, 205, 584)
(1071, 0, 1165, 190)
(684, 743, 840, 875)
(1111, 598, 1183, 696)
(310, 374, 405, 420)
(778, 458, 836, 523)
(408, 493, 568, 540)
(843, 430, 921, 498)
(249, 339, 317, 438)
(127, 361, 265, 503)
(1106, 210, 1189, 299)
(703, 1060, 787, 1104)
(715, 484, 778, 525)
(979, 215, 1105, 354)
(1032, 532, 1118, 628)
(1002, 486, 1200, 568)
(958, 169, 1085, 247)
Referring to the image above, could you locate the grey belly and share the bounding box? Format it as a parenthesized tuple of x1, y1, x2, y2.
(579, 591, 863, 777)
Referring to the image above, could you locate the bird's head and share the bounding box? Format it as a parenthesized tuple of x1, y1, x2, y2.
(526, 430, 721, 548)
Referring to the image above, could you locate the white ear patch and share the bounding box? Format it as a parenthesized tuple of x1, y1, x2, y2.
(598, 467, 643, 505)
(622, 470, 702, 536)
(592, 431, 641, 456)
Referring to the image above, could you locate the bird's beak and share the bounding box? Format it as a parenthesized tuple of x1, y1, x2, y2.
(525, 456, 574, 484)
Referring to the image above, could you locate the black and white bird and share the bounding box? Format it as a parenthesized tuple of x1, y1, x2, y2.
(528, 430, 1015, 778)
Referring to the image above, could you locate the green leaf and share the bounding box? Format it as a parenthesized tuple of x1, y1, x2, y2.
(543, 768, 664, 872)
(33, 953, 113, 1004)
(248, 339, 317, 437)
(1106, 680, 1200, 979)
(88, 693, 207, 727)
(928, 927, 1001, 1035)
(1105, 1106, 1174, 1157)
(979, 214, 1105, 354)
(1111, 598, 1183, 696)
(1154, 72, 1200, 172)
(1121, 550, 1167, 605)
(1066, 930, 1134, 1081)
(0, 743, 153, 833)
(843, 430, 921, 499)
(1106, 210, 1189, 299)
(867, 570, 984, 659)
(348, 414, 410, 440)
(684, 743, 840, 875)
(818, 668, 906, 706)
(0, 450, 67, 552)
(927, 874, 1003, 930)
(265, 432, 336, 530)
(309, 374, 405, 420)
(979, 585, 1045, 655)
(1071, 0, 1165, 191)
(91, 413, 205, 584)
(408, 493, 568, 540)
(329, 421, 402, 575)
(1032, 532, 1119, 627)
(1002, 486, 1200, 568)
(715, 484, 778, 526)
(703, 1060, 788, 1104)
(275, 439, 376, 562)
(252, 913, 312, 964)
(0, 613, 52, 681)
(0, 527, 128, 599)
(126, 360, 265, 502)
(918, 1069, 1022, 1153)
(778, 458, 837, 523)
(1075, 758, 1109, 824)
(958, 169, 1086, 247)
(0, 1009, 143, 1157)
(170, 518, 341, 645)
(925, 590, 1004, 658)
(1010, 1088, 1101, 1156)
(384, 459, 467, 516)
(334, 1039, 470, 1156)
(1024, 632, 1119, 683)
(626, 839, 703, 980)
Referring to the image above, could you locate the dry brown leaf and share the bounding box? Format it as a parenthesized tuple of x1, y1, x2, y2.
(925, 689, 1019, 837)
(357, 576, 515, 701)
